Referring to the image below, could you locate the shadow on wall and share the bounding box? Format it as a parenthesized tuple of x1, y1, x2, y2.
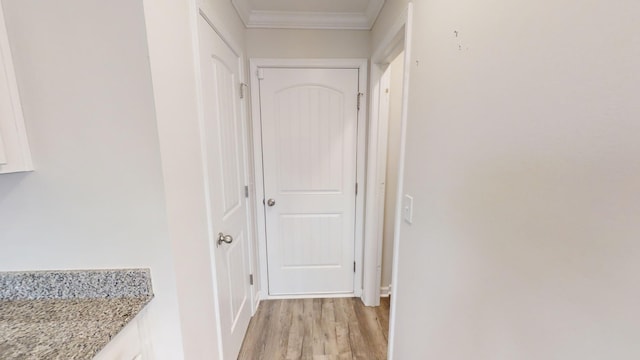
(427, 154, 639, 349)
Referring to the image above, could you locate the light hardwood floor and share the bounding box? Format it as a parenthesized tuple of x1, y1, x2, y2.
(238, 297, 390, 360)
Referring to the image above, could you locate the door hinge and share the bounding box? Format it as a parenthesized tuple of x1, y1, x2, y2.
(249, 274, 254, 285)
(353, 261, 356, 273)
(357, 92, 363, 111)
(355, 182, 358, 195)
(239, 83, 248, 99)
(244, 185, 249, 198)
(257, 68, 264, 80)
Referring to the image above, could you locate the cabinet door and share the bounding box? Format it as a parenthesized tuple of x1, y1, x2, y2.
(0, 2, 32, 174)
(93, 318, 142, 360)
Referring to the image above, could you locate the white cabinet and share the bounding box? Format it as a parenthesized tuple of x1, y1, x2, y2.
(93, 306, 154, 360)
(0, 3, 32, 174)
(93, 317, 142, 360)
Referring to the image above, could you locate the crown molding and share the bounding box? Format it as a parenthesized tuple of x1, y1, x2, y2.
(232, 0, 385, 30)
(247, 10, 371, 30)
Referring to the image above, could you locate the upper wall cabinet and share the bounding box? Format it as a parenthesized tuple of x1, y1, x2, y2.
(0, 4, 32, 174)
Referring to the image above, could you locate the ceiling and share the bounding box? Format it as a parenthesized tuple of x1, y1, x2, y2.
(232, 0, 385, 30)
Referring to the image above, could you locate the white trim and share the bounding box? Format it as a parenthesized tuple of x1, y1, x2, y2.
(246, 11, 371, 30)
(264, 293, 356, 300)
(249, 58, 368, 302)
(361, 57, 395, 307)
(363, 7, 412, 307)
(248, 62, 268, 303)
(354, 60, 368, 300)
(380, 285, 392, 298)
(250, 58, 369, 70)
(232, 0, 384, 30)
(385, 4, 414, 360)
(253, 290, 262, 314)
(235, 42, 260, 318)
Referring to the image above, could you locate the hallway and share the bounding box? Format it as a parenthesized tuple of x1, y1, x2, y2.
(238, 297, 390, 359)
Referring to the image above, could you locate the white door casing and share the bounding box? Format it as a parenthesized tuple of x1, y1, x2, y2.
(368, 4, 414, 359)
(197, 15, 252, 360)
(258, 67, 360, 296)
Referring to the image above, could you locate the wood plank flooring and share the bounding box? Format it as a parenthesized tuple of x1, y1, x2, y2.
(238, 297, 390, 360)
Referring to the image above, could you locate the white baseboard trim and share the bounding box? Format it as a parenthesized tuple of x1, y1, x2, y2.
(252, 290, 262, 315)
(380, 285, 392, 297)
(263, 292, 355, 300)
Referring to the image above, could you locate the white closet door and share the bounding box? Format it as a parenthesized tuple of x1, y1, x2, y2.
(198, 15, 251, 360)
(258, 67, 359, 296)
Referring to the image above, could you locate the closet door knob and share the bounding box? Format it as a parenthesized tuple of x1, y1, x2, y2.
(217, 232, 233, 246)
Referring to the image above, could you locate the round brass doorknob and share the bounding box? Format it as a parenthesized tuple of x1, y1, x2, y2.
(267, 198, 276, 207)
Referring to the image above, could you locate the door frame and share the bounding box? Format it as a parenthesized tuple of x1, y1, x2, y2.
(367, 3, 414, 359)
(361, 59, 392, 307)
(362, 13, 412, 306)
(249, 58, 368, 300)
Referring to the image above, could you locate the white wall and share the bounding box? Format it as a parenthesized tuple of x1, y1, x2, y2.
(0, 0, 184, 358)
(246, 29, 370, 58)
(381, 52, 404, 291)
(376, 0, 640, 359)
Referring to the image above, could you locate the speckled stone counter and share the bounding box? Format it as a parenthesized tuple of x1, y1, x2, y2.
(0, 269, 153, 360)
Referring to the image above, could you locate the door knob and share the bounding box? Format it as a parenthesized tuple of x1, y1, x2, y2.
(217, 232, 233, 246)
(267, 198, 276, 207)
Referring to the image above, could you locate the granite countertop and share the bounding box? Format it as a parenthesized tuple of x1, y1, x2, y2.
(0, 269, 153, 360)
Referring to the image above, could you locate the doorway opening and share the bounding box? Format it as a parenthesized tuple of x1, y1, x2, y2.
(244, 6, 413, 358)
(364, 4, 413, 359)
(363, 26, 411, 306)
(249, 59, 369, 301)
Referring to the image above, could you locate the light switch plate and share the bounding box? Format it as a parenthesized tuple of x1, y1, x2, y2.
(403, 194, 414, 224)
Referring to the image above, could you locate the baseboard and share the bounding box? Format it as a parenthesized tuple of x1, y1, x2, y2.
(380, 285, 392, 297)
(263, 292, 355, 300)
(252, 290, 262, 315)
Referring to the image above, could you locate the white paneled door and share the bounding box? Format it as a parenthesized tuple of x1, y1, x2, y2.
(198, 16, 251, 360)
(258, 67, 360, 296)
